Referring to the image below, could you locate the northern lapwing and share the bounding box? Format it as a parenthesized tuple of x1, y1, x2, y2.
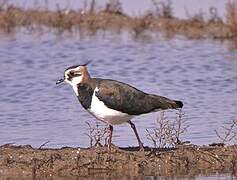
(56, 64, 183, 150)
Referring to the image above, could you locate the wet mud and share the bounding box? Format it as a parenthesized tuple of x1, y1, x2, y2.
(0, 144, 236, 179)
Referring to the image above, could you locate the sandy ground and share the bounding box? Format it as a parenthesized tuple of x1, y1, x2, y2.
(0, 144, 236, 179)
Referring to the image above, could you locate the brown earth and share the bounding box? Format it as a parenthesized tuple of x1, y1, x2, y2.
(0, 2, 237, 43)
(0, 144, 236, 179)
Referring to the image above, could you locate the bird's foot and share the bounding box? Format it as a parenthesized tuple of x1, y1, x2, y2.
(139, 143, 144, 151)
(107, 143, 118, 152)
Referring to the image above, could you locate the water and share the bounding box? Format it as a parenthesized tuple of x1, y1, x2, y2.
(0, 29, 237, 148)
(0, 1, 237, 177)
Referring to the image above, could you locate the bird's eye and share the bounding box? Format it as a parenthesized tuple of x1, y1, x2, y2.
(69, 71, 74, 76)
(75, 73, 82, 76)
(69, 71, 81, 77)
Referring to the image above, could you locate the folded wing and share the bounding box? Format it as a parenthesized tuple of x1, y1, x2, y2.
(95, 79, 183, 115)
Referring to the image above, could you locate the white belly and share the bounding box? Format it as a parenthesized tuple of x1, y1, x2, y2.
(88, 87, 133, 125)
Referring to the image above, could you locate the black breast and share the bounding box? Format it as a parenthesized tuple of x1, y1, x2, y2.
(77, 84, 94, 109)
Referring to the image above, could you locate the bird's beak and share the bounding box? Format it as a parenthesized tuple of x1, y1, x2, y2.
(56, 78, 64, 85)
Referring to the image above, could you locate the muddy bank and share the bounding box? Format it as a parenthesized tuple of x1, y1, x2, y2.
(0, 144, 236, 179)
(0, 1, 237, 42)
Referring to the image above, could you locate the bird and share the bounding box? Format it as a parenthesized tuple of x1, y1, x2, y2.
(56, 64, 183, 150)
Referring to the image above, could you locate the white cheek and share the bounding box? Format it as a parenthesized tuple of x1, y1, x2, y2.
(71, 76, 82, 85)
(64, 68, 82, 96)
(68, 76, 82, 96)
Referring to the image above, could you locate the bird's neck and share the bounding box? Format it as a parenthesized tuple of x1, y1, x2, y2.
(76, 82, 95, 109)
(81, 67, 91, 83)
(70, 69, 92, 96)
(71, 83, 80, 96)
(74, 78, 95, 97)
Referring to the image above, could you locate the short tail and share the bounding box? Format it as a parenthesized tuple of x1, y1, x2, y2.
(174, 100, 183, 108)
(152, 95, 184, 110)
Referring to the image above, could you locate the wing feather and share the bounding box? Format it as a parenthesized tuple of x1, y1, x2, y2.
(95, 79, 179, 115)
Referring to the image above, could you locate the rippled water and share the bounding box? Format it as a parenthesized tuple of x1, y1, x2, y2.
(0, 29, 237, 149)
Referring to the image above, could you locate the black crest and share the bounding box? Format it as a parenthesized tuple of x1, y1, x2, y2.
(65, 60, 92, 72)
(81, 60, 92, 66)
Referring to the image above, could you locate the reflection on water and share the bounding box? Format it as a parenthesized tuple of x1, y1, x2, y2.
(0, 30, 236, 149)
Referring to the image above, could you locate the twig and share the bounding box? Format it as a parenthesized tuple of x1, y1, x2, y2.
(146, 110, 188, 148)
(38, 141, 50, 149)
(215, 119, 237, 144)
(84, 121, 108, 147)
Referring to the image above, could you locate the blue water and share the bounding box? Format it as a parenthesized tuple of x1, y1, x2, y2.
(0, 1, 237, 179)
(0, 29, 236, 148)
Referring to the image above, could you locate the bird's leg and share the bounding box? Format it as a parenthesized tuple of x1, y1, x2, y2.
(108, 125, 113, 150)
(128, 120, 144, 150)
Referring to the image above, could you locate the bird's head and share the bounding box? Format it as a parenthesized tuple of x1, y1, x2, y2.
(56, 64, 91, 87)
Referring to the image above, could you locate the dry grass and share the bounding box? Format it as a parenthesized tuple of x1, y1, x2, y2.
(0, 0, 236, 42)
(84, 121, 109, 148)
(215, 119, 237, 145)
(226, 0, 237, 27)
(146, 110, 189, 148)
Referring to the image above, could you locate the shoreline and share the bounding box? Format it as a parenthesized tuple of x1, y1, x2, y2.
(0, 2, 237, 43)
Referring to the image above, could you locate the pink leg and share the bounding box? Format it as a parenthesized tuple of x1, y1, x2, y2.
(128, 120, 144, 150)
(108, 125, 113, 150)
